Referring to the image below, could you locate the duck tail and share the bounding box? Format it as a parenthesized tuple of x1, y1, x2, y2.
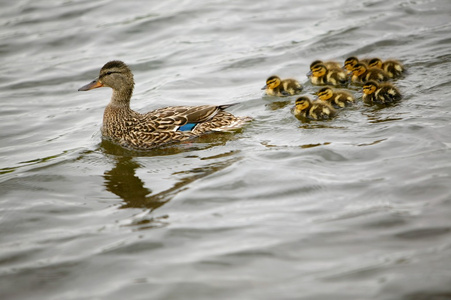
(218, 103, 240, 110)
(211, 116, 253, 132)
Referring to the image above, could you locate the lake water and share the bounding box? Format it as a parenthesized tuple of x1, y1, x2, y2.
(1, 0, 451, 299)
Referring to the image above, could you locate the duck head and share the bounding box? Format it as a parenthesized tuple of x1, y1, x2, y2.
(79, 60, 134, 91)
(343, 56, 359, 72)
(262, 75, 281, 90)
(351, 63, 367, 77)
(362, 80, 378, 95)
(308, 64, 327, 77)
(293, 96, 312, 114)
(316, 87, 333, 101)
(368, 58, 383, 69)
(78, 60, 135, 105)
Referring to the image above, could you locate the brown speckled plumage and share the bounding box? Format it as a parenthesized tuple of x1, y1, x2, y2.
(78, 61, 251, 150)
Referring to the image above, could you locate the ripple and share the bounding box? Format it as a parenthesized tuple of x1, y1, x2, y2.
(1, 0, 451, 299)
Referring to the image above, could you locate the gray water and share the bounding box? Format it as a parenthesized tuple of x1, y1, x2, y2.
(1, 0, 451, 299)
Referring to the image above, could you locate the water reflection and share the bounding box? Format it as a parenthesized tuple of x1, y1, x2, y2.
(265, 99, 292, 110)
(103, 156, 164, 210)
(100, 137, 241, 211)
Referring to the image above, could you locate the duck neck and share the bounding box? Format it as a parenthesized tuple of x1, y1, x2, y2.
(109, 87, 134, 108)
(103, 87, 135, 130)
(102, 88, 136, 139)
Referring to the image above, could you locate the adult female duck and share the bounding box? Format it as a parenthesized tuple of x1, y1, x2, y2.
(78, 61, 251, 150)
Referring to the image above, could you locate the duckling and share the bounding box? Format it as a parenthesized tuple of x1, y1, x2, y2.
(350, 63, 390, 84)
(262, 75, 303, 96)
(316, 86, 355, 108)
(362, 80, 402, 105)
(292, 96, 336, 120)
(310, 60, 342, 71)
(343, 56, 372, 74)
(307, 63, 348, 87)
(78, 60, 252, 150)
(368, 58, 404, 79)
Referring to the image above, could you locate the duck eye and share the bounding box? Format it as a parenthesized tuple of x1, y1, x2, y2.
(106, 71, 113, 75)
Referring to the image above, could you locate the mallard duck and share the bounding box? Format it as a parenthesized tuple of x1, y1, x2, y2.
(310, 60, 342, 70)
(307, 63, 348, 87)
(362, 80, 402, 105)
(292, 96, 336, 120)
(261, 75, 303, 96)
(316, 86, 355, 108)
(343, 56, 372, 73)
(368, 58, 404, 79)
(350, 63, 390, 84)
(78, 60, 252, 150)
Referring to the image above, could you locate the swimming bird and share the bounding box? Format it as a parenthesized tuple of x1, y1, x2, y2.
(261, 75, 303, 96)
(350, 63, 390, 84)
(307, 63, 348, 87)
(368, 58, 405, 79)
(343, 56, 372, 74)
(362, 80, 402, 105)
(310, 60, 342, 71)
(292, 96, 336, 120)
(316, 86, 355, 108)
(78, 60, 251, 150)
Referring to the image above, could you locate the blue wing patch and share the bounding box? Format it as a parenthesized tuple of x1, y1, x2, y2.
(177, 123, 197, 131)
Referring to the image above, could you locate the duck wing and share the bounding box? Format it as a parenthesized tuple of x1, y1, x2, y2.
(143, 104, 237, 132)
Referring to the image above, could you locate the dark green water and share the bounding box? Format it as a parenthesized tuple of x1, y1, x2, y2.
(1, 0, 451, 299)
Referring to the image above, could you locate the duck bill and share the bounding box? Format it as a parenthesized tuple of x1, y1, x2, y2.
(261, 85, 268, 90)
(306, 70, 312, 77)
(78, 79, 103, 91)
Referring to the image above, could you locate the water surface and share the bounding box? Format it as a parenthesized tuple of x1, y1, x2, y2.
(1, 0, 451, 299)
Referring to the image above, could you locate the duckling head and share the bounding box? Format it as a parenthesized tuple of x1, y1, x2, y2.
(362, 80, 379, 95)
(316, 87, 333, 101)
(368, 58, 383, 68)
(351, 63, 367, 76)
(344, 56, 359, 71)
(310, 60, 324, 69)
(309, 64, 327, 77)
(79, 60, 135, 96)
(293, 96, 312, 113)
(262, 75, 281, 90)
